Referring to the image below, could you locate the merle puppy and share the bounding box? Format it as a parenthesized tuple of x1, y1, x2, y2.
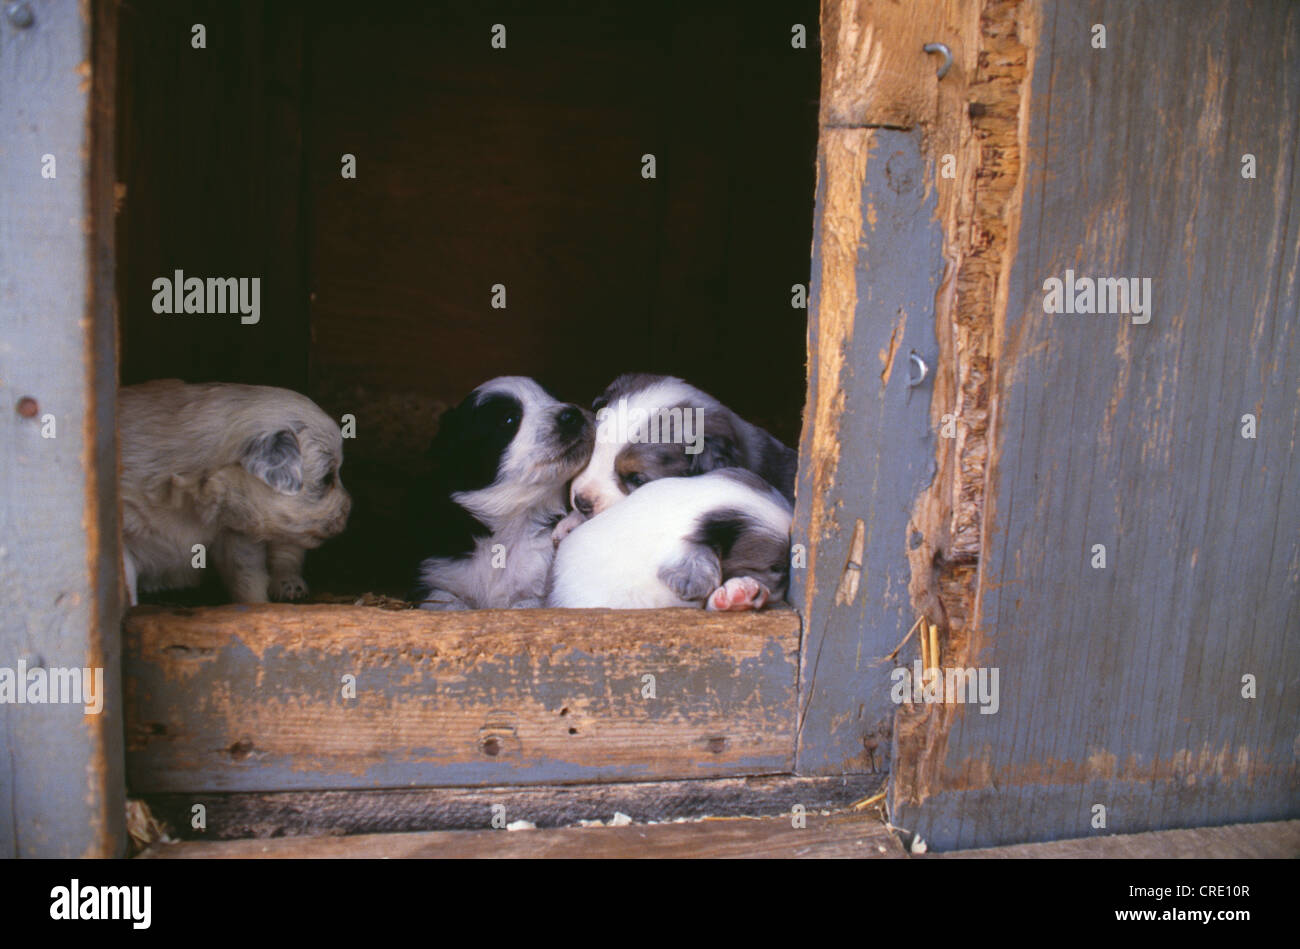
(553, 373, 796, 544)
(411, 377, 593, 609)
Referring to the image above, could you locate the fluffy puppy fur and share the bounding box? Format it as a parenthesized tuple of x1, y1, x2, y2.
(413, 376, 594, 610)
(120, 379, 351, 605)
(547, 468, 792, 611)
(556, 373, 796, 541)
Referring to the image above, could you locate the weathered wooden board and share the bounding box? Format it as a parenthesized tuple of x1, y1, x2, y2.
(138, 774, 879, 839)
(125, 606, 800, 791)
(891, 0, 1300, 850)
(791, 124, 944, 774)
(140, 814, 1300, 859)
(821, 0, 975, 129)
(142, 810, 906, 859)
(940, 820, 1300, 860)
(0, 0, 125, 857)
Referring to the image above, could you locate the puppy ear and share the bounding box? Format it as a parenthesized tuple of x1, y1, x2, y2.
(241, 429, 303, 495)
(689, 412, 742, 474)
(690, 433, 741, 473)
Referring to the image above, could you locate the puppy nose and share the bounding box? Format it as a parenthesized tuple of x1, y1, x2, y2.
(556, 405, 585, 436)
(573, 493, 594, 516)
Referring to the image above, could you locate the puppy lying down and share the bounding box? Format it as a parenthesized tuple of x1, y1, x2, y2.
(555, 372, 796, 543)
(547, 468, 792, 611)
(120, 380, 351, 605)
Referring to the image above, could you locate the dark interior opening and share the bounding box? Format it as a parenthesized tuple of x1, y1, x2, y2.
(115, 0, 820, 598)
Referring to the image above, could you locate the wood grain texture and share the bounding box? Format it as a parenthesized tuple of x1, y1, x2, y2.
(141, 813, 1300, 859)
(890, 0, 1034, 824)
(791, 121, 945, 774)
(892, 0, 1300, 850)
(125, 605, 800, 791)
(0, 0, 125, 857)
(939, 819, 1300, 859)
(142, 810, 906, 859)
(904, 0, 1030, 653)
(821, 0, 973, 129)
(137, 774, 879, 839)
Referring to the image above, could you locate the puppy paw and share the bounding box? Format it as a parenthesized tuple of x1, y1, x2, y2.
(552, 511, 586, 547)
(270, 575, 309, 602)
(706, 576, 771, 612)
(658, 547, 723, 603)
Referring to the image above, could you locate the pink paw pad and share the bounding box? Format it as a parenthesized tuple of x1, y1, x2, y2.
(706, 576, 771, 612)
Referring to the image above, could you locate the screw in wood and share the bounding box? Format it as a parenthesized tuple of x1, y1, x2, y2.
(5, 2, 34, 28)
(906, 352, 929, 387)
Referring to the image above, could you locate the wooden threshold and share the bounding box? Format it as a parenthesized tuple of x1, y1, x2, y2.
(141, 818, 1300, 860)
(143, 811, 906, 859)
(124, 605, 801, 792)
(136, 774, 881, 839)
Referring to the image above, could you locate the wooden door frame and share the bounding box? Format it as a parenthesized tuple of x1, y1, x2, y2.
(6, 0, 988, 849)
(0, 0, 125, 857)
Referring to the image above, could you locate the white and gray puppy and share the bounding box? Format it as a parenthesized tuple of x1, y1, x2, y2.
(412, 376, 594, 610)
(120, 379, 351, 605)
(554, 373, 796, 542)
(547, 468, 792, 611)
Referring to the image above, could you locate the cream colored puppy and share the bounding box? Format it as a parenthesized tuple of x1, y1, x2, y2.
(120, 380, 351, 605)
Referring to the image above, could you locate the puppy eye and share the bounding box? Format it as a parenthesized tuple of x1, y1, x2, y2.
(502, 414, 518, 428)
(624, 472, 648, 489)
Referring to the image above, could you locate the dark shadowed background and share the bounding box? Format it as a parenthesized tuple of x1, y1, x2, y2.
(115, 0, 819, 595)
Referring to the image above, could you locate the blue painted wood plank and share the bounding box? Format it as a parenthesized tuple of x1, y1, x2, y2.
(0, 0, 125, 857)
(792, 127, 944, 774)
(893, 0, 1300, 851)
(124, 605, 799, 792)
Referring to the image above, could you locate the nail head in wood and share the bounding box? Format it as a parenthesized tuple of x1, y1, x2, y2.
(5, 2, 34, 28)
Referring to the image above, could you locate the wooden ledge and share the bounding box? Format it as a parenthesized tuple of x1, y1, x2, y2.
(140, 817, 1300, 860)
(135, 774, 881, 840)
(125, 603, 800, 656)
(142, 811, 905, 859)
(124, 605, 802, 793)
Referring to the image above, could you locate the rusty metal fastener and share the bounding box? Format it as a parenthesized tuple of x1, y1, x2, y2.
(16, 396, 39, 417)
(923, 42, 952, 80)
(5, 2, 35, 28)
